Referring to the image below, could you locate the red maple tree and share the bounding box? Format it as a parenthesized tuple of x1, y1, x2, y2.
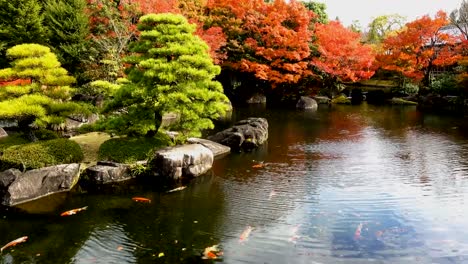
(206, 0, 314, 88)
(311, 20, 375, 96)
(376, 11, 462, 86)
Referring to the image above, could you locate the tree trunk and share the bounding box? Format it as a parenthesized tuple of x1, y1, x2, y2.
(145, 112, 163, 137)
(18, 118, 37, 142)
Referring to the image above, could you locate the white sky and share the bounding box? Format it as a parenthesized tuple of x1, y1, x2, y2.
(316, 0, 462, 28)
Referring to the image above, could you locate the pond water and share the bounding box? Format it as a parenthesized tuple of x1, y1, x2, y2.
(2, 104, 468, 264)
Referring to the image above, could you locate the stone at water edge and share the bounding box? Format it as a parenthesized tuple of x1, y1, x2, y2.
(0, 163, 81, 206)
(296, 96, 318, 110)
(148, 144, 214, 180)
(186, 138, 231, 158)
(82, 161, 133, 185)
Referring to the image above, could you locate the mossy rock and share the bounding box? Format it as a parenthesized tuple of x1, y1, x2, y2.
(389, 98, 418, 105)
(0, 138, 84, 171)
(332, 94, 351, 104)
(98, 133, 173, 164)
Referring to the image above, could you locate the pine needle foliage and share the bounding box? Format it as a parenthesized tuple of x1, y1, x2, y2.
(105, 13, 229, 137)
(0, 44, 82, 132)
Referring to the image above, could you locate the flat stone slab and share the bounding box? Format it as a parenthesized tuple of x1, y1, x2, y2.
(0, 163, 81, 206)
(187, 138, 231, 158)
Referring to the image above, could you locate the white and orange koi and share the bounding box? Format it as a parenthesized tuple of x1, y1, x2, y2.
(354, 222, 363, 240)
(1, 236, 28, 253)
(60, 206, 88, 217)
(202, 245, 223, 260)
(268, 190, 277, 200)
(167, 186, 187, 193)
(239, 226, 253, 243)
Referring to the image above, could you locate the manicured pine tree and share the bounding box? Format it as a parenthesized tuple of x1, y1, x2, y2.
(0, 0, 47, 68)
(43, 0, 90, 83)
(0, 44, 82, 141)
(104, 13, 229, 138)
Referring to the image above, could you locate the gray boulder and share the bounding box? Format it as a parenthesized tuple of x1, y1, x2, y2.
(207, 117, 268, 151)
(296, 96, 318, 110)
(187, 138, 231, 158)
(313, 96, 331, 104)
(82, 161, 132, 185)
(0, 163, 81, 206)
(148, 144, 213, 180)
(0, 127, 7, 138)
(246, 93, 267, 104)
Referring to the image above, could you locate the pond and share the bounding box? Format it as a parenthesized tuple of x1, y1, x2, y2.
(1, 104, 468, 264)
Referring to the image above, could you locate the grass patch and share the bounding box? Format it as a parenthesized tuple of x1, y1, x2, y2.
(70, 132, 112, 164)
(389, 98, 418, 105)
(0, 138, 83, 171)
(0, 133, 29, 151)
(359, 79, 398, 87)
(98, 132, 173, 164)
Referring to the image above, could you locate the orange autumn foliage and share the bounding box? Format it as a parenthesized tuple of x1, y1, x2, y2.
(312, 20, 375, 83)
(376, 11, 462, 84)
(207, 0, 314, 87)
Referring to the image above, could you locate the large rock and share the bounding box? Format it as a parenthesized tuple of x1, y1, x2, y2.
(246, 93, 267, 104)
(148, 144, 213, 180)
(187, 138, 231, 158)
(0, 164, 81, 206)
(313, 96, 331, 104)
(82, 161, 132, 185)
(0, 127, 7, 138)
(296, 96, 318, 110)
(207, 117, 268, 151)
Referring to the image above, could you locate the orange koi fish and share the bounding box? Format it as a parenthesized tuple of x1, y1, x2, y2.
(132, 197, 151, 203)
(1, 236, 28, 253)
(239, 226, 253, 243)
(202, 245, 223, 260)
(252, 163, 264, 169)
(354, 223, 363, 240)
(60, 206, 88, 217)
(167, 186, 187, 193)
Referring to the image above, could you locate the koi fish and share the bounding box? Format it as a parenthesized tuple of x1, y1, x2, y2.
(60, 206, 88, 217)
(132, 197, 151, 203)
(354, 222, 363, 240)
(1, 236, 28, 253)
(268, 190, 277, 200)
(252, 163, 264, 169)
(288, 225, 300, 244)
(167, 186, 187, 193)
(239, 226, 253, 243)
(202, 245, 223, 260)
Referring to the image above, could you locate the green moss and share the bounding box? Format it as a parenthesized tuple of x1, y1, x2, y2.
(389, 98, 418, 105)
(0, 134, 30, 151)
(98, 132, 173, 164)
(332, 94, 351, 104)
(0, 138, 83, 171)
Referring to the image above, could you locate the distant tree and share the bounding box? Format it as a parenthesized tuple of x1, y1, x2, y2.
(450, 0, 468, 40)
(301, 1, 328, 24)
(104, 13, 229, 138)
(349, 20, 363, 33)
(0, 0, 47, 68)
(0, 44, 82, 141)
(312, 21, 375, 97)
(367, 14, 406, 44)
(376, 11, 461, 87)
(43, 0, 90, 82)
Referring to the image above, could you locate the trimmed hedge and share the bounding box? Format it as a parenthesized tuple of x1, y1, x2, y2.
(0, 138, 84, 171)
(98, 133, 173, 164)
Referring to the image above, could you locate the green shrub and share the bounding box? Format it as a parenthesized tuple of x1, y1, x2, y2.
(98, 133, 173, 164)
(430, 74, 459, 95)
(0, 134, 30, 151)
(331, 94, 351, 104)
(0, 138, 83, 171)
(34, 129, 59, 140)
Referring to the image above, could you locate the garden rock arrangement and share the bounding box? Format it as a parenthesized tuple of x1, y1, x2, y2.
(207, 117, 269, 151)
(148, 144, 214, 180)
(296, 96, 318, 110)
(0, 163, 81, 206)
(187, 138, 231, 158)
(82, 161, 133, 185)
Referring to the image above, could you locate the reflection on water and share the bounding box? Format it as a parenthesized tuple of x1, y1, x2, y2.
(1, 104, 468, 264)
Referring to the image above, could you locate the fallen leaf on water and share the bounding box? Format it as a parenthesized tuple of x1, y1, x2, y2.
(158, 253, 165, 258)
(117, 246, 123, 251)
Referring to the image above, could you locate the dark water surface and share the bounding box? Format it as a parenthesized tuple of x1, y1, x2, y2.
(2, 104, 468, 264)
